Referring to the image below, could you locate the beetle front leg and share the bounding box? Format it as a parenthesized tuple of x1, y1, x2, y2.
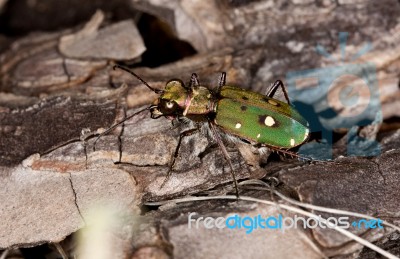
(265, 80, 291, 105)
(161, 128, 199, 187)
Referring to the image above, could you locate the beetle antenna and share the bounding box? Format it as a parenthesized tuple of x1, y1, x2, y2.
(93, 106, 152, 151)
(113, 65, 164, 94)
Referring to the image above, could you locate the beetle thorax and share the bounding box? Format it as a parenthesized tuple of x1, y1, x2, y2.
(185, 86, 214, 116)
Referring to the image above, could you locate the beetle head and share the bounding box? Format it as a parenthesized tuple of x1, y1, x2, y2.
(150, 79, 189, 119)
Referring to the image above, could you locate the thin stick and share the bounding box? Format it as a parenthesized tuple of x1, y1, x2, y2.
(238, 180, 400, 232)
(0, 249, 9, 259)
(145, 195, 399, 259)
(53, 243, 68, 259)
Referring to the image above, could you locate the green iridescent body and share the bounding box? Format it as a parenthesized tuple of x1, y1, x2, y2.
(104, 66, 310, 196)
(215, 86, 309, 148)
(152, 82, 309, 149)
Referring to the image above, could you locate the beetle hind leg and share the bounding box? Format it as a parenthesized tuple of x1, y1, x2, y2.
(208, 120, 240, 198)
(263, 145, 317, 162)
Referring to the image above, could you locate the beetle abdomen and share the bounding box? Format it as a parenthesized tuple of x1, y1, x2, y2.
(215, 86, 309, 148)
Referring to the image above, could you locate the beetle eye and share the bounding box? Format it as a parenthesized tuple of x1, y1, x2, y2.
(165, 101, 174, 109)
(159, 100, 178, 114)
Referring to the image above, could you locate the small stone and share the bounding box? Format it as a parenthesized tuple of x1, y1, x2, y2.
(59, 10, 146, 60)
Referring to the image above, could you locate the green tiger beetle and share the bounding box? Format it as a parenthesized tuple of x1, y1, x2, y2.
(94, 65, 310, 197)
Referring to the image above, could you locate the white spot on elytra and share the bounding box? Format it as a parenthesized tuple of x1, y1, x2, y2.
(290, 138, 295, 147)
(264, 116, 275, 127)
(235, 123, 242, 129)
(257, 133, 261, 138)
(303, 129, 309, 141)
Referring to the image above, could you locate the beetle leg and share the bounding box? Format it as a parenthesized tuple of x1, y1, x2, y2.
(208, 119, 240, 198)
(265, 80, 291, 105)
(263, 145, 319, 162)
(161, 128, 199, 187)
(216, 72, 226, 93)
(185, 74, 198, 113)
(170, 118, 180, 130)
(189, 73, 200, 88)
